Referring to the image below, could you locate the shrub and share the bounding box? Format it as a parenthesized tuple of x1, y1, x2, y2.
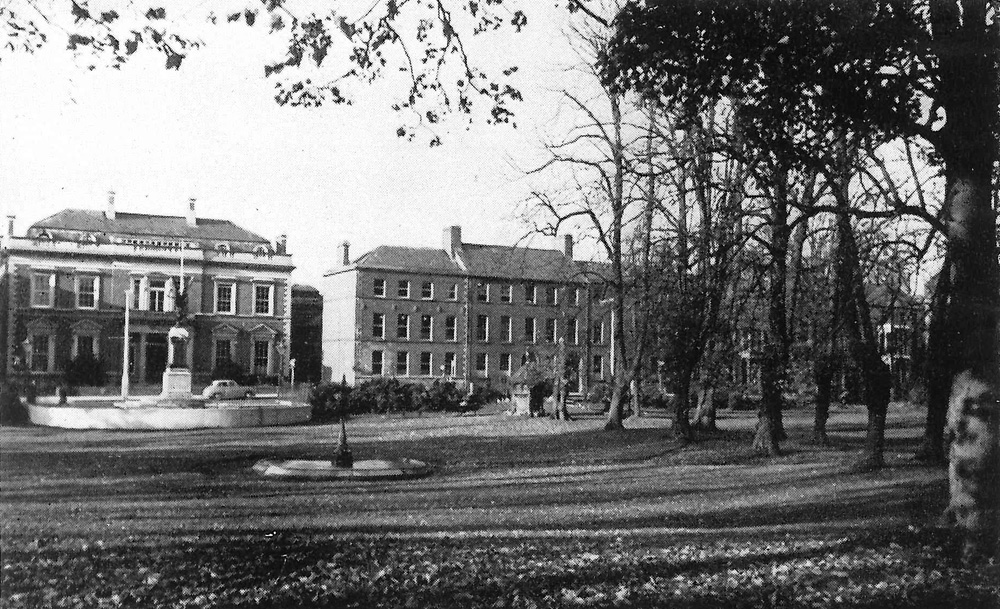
(585, 383, 611, 404)
(212, 359, 248, 385)
(464, 383, 506, 412)
(309, 382, 353, 422)
(63, 352, 105, 387)
(0, 382, 29, 425)
(351, 378, 414, 414)
(414, 380, 463, 412)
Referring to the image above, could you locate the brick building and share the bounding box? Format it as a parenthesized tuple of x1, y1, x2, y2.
(322, 226, 612, 391)
(1, 195, 294, 387)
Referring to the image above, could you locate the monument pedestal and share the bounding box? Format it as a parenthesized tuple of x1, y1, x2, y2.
(162, 368, 193, 397)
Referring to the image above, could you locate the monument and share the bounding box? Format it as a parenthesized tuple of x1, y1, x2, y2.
(158, 283, 196, 402)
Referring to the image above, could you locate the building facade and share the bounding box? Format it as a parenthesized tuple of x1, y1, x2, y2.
(290, 284, 323, 384)
(322, 226, 612, 392)
(1, 195, 294, 387)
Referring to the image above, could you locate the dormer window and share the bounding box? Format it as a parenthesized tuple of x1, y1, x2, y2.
(254, 245, 270, 257)
(216, 243, 231, 254)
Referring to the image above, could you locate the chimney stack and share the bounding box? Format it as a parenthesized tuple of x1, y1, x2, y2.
(186, 197, 197, 227)
(444, 226, 462, 260)
(6, 215, 15, 237)
(106, 190, 116, 220)
(339, 241, 351, 266)
(275, 234, 287, 255)
(563, 234, 574, 259)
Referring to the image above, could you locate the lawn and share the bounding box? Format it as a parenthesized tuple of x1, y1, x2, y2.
(1, 404, 997, 608)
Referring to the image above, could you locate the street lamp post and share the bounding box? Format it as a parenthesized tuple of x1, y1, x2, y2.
(121, 288, 131, 398)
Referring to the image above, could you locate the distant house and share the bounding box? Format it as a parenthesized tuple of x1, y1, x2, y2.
(290, 284, 323, 384)
(0, 194, 294, 387)
(321, 226, 612, 392)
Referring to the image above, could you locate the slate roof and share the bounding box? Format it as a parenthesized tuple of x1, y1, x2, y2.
(461, 244, 578, 282)
(338, 242, 608, 284)
(348, 246, 463, 274)
(31, 209, 270, 243)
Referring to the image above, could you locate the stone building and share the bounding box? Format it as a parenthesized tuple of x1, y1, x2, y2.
(321, 226, 612, 392)
(0, 194, 294, 387)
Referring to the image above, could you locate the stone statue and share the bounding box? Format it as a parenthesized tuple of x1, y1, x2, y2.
(167, 325, 190, 369)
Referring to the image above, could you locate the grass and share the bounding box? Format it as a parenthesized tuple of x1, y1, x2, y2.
(1, 403, 997, 608)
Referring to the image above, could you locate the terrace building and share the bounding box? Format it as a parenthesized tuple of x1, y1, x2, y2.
(321, 226, 612, 392)
(1, 195, 294, 387)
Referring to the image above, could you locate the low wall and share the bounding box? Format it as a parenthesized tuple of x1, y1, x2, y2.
(28, 401, 311, 430)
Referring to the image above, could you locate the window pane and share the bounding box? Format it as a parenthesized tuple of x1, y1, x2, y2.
(373, 313, 385, 338)
(216, 283, 233, 314)
(254, 340, 270, 372)
(421, 282, 433, 299)
(396, 351, 408, 375)
(32, 273, 53, 307)
(420, 352, 432, 375)
(214, 339, 231, 369)
(77, 276, 97, 308)
(420, 315, 432, 339)
(398, 280, 410, 298)
(254, 285, 272, 315)
(397, 314, 409, 339)
(372, 350, 383, 374)
(149, 279, 166, 312)
(76, 335, 94, 357)
(374, 278, 386, 297)
(31, 334, 49, 371)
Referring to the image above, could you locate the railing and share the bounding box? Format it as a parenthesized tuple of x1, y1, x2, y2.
(5, 237, 293, 267)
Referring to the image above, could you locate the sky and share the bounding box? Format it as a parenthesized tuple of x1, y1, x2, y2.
(0, 2, 594, 287)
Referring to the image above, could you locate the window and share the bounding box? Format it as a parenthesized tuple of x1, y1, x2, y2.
(73, 334, 96, 358)
(447, 283, 458, 300)
(131, 277, 143, 309)
(524, 283, 536, 304)
(569, 318, 579, 345)
(444, 352, 457, 376)
(214, 339, 232, 369)
(570, 287, 580, 306)
(545, 318, 557, 343)
(474, 352, 488, 375)
(524, 317, 536, 343)
(398, 280, 410, 298)
(476, 315, 489, 341)
(396, 351, 409, 375)
(76, 276, 98, 309)
(149, 279, 167, 312)
(500, 315, 512, 342)
(215, 282, 235, 314)
(421, 281, 434, 299)
(254, 284, 273, 315)
(592, 321, 604, 344)
(500, 353, 512, 374)
(253, 340, 270, 373)
(419, 352, 432, 375)
(372, 313, 385, 338)
(500, 284, 512, 303)
(545, 285, 558, 306)
(592, 354, 604, 377)
(373, 278, 386, 297)
(30, 333, 51, 371)
(371, 350, 383, 375)
(476, 282, 489, 302)
(420, 315, 433, 340)
(397, 313, 409, 339)
(31, 272, 54, 308)
(445, 315, 457, 341)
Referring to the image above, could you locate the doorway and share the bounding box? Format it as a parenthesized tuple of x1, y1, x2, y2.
(145, 333, 168, 382)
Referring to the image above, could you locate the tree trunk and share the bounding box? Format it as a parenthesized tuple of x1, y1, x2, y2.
(930, 0, 1000, 561)
(604, 378, 626, 430)
(813, 354, 833, 445)
(673, 368, 694, 442)
(753, 349, 782, 455)
(692, 386, 716, 431)
(915, 255, 951, 464)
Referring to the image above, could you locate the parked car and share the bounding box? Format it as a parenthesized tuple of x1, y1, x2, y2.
(202, 380, 254, 400)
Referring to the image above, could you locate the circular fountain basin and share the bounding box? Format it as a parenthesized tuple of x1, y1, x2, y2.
(27, 399, 311, 430)
(253, 458, 432, 480)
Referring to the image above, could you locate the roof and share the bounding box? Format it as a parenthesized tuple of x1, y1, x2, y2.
(31, 209, 270, 243)
(329, 241, 610, 284)
(461, 244, 578, 282)
(345, 246, 463, 274)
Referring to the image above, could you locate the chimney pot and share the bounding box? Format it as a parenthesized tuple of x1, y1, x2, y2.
(6, 215, 15, 237)
(563, 234, 574, 259)
(276, 234, 287, 255)
(106, 190, 116, 220)
(186, 197, 197, 227)
(444, 226, 462, 259)
(340, 241, 351, 266)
